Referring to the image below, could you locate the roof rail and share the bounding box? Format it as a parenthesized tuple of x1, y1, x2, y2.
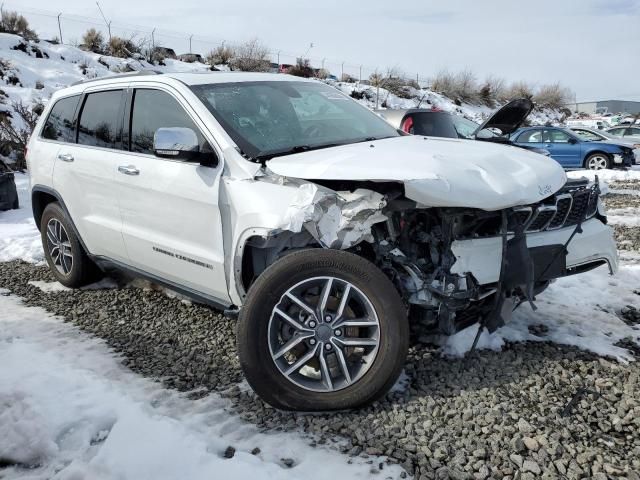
(71, 70, 162, 86)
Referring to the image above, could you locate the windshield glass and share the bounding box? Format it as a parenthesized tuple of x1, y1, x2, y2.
(191, 81, 399, 159)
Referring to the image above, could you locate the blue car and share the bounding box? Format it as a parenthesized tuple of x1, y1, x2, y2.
(511, 126, 635, 170)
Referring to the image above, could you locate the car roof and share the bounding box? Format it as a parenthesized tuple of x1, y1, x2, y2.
(49, 71, 317, 101)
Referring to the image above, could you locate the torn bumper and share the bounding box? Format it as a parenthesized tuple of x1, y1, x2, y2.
(450, 218, 618, 285)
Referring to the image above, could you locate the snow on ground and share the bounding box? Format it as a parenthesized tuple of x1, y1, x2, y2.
(441, 262, 640, 361)
(567, 165, 640, 184)
(0, 293, 404, 479)
(0, 174, 42, 263)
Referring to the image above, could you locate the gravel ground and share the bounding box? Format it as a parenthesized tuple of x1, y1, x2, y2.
(1, 186, 640, 479)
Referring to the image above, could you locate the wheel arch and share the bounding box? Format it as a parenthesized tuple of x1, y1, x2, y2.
(31, 185, 91, 254)
(582, 150, 611, 168)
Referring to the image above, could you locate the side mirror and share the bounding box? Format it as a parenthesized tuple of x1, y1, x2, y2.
(153, 127, 218, 167)
(154, 127, 200, 160)
(568, 137, 578, 144)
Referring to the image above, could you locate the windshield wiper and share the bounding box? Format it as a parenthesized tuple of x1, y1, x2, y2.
(254, 143, 345, 160)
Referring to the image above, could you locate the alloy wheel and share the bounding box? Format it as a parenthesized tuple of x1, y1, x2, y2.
(268, 276, 380, 393)
(587, 155, 608, 170)
(46, 218, 73, 275)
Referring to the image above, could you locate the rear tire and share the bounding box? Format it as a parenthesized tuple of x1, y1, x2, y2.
(585, 153, 611, 170)
(237, 249, 409, 411)
(40, 202, 102, 288)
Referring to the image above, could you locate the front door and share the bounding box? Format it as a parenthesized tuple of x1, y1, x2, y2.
(114, 87, 230, 304)
(542, 129, 582, 167)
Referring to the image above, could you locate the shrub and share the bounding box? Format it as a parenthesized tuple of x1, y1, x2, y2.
(478, 76, 505, 107)
(504, 81, 534, 101)
(0, 99, 43, 170)
(431, 69, 479, 104)
(229, 38, 270, 72)
(206, 44, 235, 66)
(81, 28, 105, 54)
(315, 68, 330, 79)
(288, 58, 314, 78)
(534, 83, 573, 109)
(0, 10, 38, 41)
(340, 73, 357, 83)
(107, 36, 141, 59)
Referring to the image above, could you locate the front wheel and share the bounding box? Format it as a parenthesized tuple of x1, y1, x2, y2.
(585, 153, 611, 170)
(237, 249, 409, 411)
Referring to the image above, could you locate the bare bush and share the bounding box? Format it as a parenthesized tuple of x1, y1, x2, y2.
(107, 36, 142, 59)
(81, 28, 105, 54)
(534, 83, 573, 109)
(288, 58, 314, 78)
(478, 75, 505, 107)
(430, 70, 456, 97)
(315, 68, 330, 80)
(341, 73, 357, 83)
(0, 10, 38, 41)
(431, 69, 479, 104)
(504, 81, 534, 101)
(0, 99, 43, 170)
(206, 43, 235, 66)
(229, 38, 270, 72)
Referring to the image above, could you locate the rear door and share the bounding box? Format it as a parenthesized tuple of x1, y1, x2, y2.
(541, 129, 582, 167)
(624, 127, 640, 142)
(114, 86, 229, 303)
(52, 86, 129, 261)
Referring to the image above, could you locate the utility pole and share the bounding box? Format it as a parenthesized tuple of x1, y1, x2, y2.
(322, 58, 325, 70)
(341, 61, 344, 81)
(96, 2, 111, 42)
(57, 13, 63, 44)
(189, 34, 193, 53)
(359, 65, 362, 83)
(151, 28, 155, 51)
(277, 50, 281, 66)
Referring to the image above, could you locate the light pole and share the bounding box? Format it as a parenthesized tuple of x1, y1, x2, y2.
(96, 2, 111, 42)
(57, 13, 63, 44)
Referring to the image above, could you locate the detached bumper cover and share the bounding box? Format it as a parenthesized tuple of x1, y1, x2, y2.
(450, 218, 618, 285)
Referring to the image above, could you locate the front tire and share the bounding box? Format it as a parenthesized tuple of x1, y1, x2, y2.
(585, 153, 611, 170)
(237, 249, 409, 411)
(40, 202, 101, 288)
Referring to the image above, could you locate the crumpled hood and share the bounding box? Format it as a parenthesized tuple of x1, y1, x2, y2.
(266, 135, 567, 211)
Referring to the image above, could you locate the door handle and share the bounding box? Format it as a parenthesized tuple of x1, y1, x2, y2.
(57, 153, 74, 162)
(118, 165, 140, 176)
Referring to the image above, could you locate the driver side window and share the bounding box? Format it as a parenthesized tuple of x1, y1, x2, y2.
(129, 89, 211, 156)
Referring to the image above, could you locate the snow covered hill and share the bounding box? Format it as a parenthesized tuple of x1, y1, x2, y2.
(0, 30, 564, 164)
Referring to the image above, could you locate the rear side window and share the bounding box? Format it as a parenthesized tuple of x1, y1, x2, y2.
(41, 95, 80, 142)
(77, 90, 124, 149)
(408, 112, 458, 138)
(129, 89, 208, 155)
(516, 130, 542, 143)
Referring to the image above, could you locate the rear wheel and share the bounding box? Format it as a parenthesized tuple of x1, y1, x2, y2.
(585, 153, 611, 170)
(237, 249, 409, 411)
(40, 202, 101, 288)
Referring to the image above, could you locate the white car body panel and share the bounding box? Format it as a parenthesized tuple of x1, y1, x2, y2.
(267, 136, 567, 211)
(450, 218, 618, 285)
(26, 72, 618, 311)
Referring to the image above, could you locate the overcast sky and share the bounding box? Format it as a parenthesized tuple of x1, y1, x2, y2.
(11, 0, 640, 102)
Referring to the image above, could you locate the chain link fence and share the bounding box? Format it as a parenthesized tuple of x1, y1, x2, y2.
(1, 2, 431, 85)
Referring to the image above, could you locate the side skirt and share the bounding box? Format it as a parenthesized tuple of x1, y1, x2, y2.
(90, 255, 235, 314)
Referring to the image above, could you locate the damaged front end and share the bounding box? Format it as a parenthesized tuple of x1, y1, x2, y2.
(237, 170, 614, 337)
(367, 178, 607, 335)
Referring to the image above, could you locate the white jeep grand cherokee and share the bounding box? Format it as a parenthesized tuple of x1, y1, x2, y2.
(27, 71, 618, 411)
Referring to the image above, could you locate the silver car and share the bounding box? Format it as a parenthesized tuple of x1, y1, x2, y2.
(606, 126, 640, 143)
